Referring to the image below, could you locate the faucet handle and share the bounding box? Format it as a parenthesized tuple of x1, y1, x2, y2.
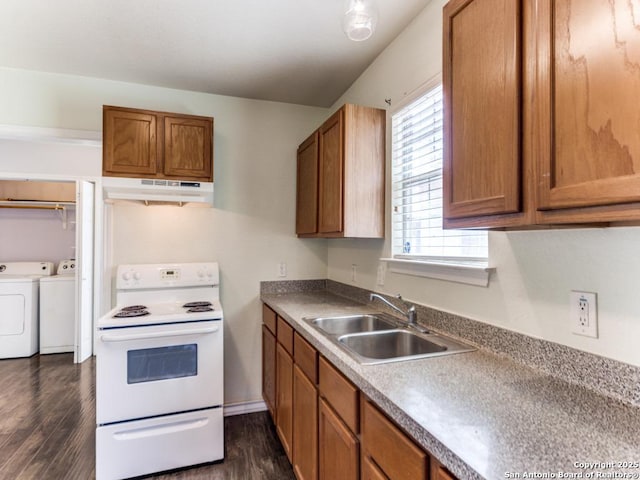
(395, 294, 413, 308)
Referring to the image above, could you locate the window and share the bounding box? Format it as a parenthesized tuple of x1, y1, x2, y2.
(391, 82, 488, 263)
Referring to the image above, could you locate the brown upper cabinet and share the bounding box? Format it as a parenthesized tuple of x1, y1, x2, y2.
(443, 0, 640, 228)
(296, 104, 385, 238)
(103, 106, 213, 182)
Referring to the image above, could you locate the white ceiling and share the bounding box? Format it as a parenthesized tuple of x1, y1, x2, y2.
(0, 0, 430, 107)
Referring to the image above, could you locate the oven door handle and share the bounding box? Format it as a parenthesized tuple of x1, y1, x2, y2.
(100, 325, 219, 342)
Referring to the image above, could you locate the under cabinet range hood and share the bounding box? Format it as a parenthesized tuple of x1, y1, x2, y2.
(102, 177, 214, 206)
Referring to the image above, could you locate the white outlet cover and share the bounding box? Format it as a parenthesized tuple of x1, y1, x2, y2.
(278, 262, 287, 278)
(570, 291, 598, 338)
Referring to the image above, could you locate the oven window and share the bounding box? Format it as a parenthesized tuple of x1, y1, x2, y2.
(127, 344, 198, 384)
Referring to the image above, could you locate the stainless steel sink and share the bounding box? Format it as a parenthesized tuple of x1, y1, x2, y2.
(337, 329, 475, 365)
(305, 314, 399, 336)
(304, 313, 474, 364)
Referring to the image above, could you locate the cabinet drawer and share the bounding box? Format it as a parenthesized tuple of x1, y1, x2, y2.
(277, 316, 294, 356)
(262, 304, 277, 335)
(318, 356, 359, 433)
(362, 398, 427, 480)
(294, 332, 318, 384)
(431, 458, 457, 480)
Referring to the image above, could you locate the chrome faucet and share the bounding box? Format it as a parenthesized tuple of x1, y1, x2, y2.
(369, 293, 427, 333)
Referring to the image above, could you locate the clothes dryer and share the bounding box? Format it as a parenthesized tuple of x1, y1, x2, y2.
(39, 260, 76, 354)
(0, 262, 54, 358)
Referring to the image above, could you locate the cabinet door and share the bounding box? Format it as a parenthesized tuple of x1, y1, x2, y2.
(262, 326, 276, 421)
(443, 0, 521, 220)
(318, 109, 344, 234)
(431, 458, 457, 480)
(362, 455, 389, 480)
(103, 107, 158, 177)
(535, 0, 640, 220)
(361, 399, 427, 480)
(318, 398, 358, 480)
(293, 365, 318, 480)
(163, 115, 213, 181)
(297, 132, 319, 235)
(276, 343, 293, 461)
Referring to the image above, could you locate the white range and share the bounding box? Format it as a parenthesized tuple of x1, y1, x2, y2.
(95, 262, 224, 480)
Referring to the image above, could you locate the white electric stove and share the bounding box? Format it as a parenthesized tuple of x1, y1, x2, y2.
(96, 262, 224, 480)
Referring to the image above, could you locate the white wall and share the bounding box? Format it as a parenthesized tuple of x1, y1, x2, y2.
(328, 0, 640, 367)
(0, 207, 76, 263)
(0, 67, 329, 405)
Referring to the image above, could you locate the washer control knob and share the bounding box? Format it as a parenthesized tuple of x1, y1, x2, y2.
(122, 271, 132, 281)
(197, 270, 205, 278)
(133, 272, 141, 280)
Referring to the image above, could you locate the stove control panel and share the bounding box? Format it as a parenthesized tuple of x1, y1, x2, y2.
(117, 263, 219, 289)
(161, 269, 181, 280)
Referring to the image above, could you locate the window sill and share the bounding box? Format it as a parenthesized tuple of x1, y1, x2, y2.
(380, 258, 495, 287)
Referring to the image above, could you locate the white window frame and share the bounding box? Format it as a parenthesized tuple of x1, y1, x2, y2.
(381, 77, 494, 287)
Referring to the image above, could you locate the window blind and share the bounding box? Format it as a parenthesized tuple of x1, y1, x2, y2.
(391, 84, 488, 259)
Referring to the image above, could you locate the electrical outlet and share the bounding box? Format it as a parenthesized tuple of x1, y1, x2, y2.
(278, 262, 287, 278)
(570, 291, 598, 338)
(351, 264, 357, 283)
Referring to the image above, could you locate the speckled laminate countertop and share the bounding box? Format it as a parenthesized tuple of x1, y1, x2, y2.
(261, 290, 640, 480)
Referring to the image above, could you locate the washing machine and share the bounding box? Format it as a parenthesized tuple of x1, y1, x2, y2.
(39, 260, 76, 354)
(0, 261, 54, 359)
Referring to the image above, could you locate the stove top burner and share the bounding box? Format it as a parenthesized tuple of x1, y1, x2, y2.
(121, 305, 148, 312)
(113, 309, 150, 318)
(183, 301, 212, 308)
(186, 306, 214, 313)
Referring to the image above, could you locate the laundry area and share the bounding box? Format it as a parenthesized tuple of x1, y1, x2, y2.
(0, 133, 99, 364)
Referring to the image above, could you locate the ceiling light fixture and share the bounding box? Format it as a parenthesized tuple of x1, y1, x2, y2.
(342, 0, 378, 42)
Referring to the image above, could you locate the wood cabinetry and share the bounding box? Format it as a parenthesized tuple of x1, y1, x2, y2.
(262, 305, 277, 420)
(361, 455, 388, 480)
(276, 343, 294, 461)
(443, 0, 640, 228)
(296, 132, 319, 235)
(296, 104, 385, 238)
(361, 398, 428, 480)
(318, 356, 360, 480)
(534, 0, 640, 224)
(443, 0, 523, 227)
(292, 332, 318, 480)
(431, 458, 457, 480)
(275, 316, 295, 461)
(103, 105, 213, 182)
(319, 398, 359, 480)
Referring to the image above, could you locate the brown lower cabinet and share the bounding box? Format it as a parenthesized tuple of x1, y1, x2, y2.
(261, 303, 459, 480)
(319, 398, 359, 480)
(275, 343, 293, 461)
(361, 455, 388, 480)
(431, 460, 457, 480)
(293, 364, 318, 480)
(262, 326, 276, 419)
(361, 398, 428, 479)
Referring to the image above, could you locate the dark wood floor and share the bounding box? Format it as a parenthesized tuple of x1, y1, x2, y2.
(0, 354, 294, 480)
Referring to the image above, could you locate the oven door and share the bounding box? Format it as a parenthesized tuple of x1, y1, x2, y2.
(96, 319, 223, 425)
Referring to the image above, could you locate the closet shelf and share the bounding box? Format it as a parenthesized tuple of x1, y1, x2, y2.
(0, 200, 76, 230)
(0, 200, 75, 210)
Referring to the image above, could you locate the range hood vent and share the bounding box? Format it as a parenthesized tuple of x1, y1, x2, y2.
(102, 177, 213, 206)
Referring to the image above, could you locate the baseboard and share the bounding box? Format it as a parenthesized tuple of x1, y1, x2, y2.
(223, 400, 268, 417)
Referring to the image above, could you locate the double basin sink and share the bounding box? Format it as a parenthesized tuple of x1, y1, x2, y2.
(304, 313, 474, 365)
